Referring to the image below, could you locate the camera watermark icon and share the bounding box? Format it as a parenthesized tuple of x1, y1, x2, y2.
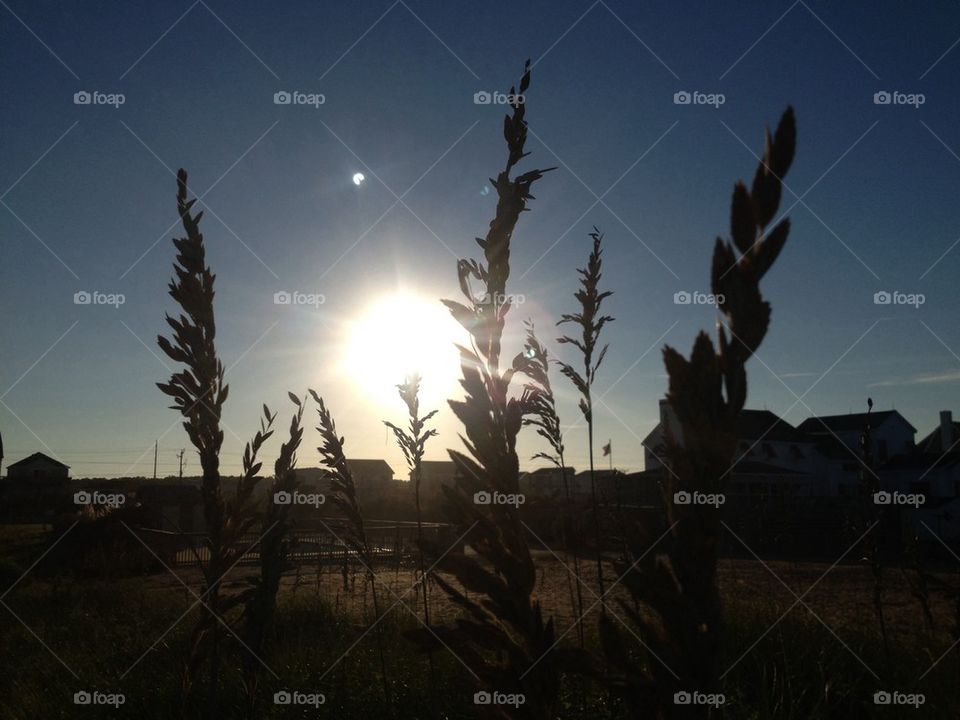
(673, 90, 725, 108)
(273, 90, 325, 108)
(474, 291, 525, 306)
(73, 90, 125, 108)
(473, 690, 525, 708)
(674, 290, 724, 306)
(74, 490, 126, 508)
(74, 290, 125, 308)
(73, 690, 125, 707)
(873, 290, 924, 308)
(873, 490, 925, 508)
(873, 91, 925, 108)
(674, 490, 725, 508)
(273, 290, 325, 308)
(473, 90, 525, 105)
(474, 490, 525, 508)
(273, 490, 325, 508)
(873, 690, 924, 707)
(273, 690, 325, 707)
(673, 691, 725, 708)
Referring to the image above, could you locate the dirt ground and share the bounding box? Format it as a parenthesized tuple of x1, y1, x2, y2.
(142, 549, 959, 649)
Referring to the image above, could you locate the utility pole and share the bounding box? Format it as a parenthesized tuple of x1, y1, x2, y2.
(177, 449, 185, 479)
(153, 440, 158, 480)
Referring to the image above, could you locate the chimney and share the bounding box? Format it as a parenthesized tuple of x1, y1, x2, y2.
(940, 410, 953, 452)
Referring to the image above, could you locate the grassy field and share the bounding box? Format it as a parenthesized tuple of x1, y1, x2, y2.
(1, 524, 958, 718)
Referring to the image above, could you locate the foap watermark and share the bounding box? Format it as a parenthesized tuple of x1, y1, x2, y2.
(674, 490, 725, 508)
(873, 690, 925, 708)
(873, 290, 924, 308)
(873, 490, 924, 508)
(473, 90, 524, 105)
(74, 490, 126, 508)
(273, 90, 325, 108)
(74, 290, 125, 308)
(674, 290, 724, 306)
(673, 90, 725, 108)
(74, 690, 125, 708)
(474, 291, 526, 306)
(674, 690, 725, 708)
(473, 691, 525, 708)
(273, 690, 325, 707)
(873, 91, 925, 109)
(274, 290, 325, 308)
(474, 490, 525, 508)
(273, 490, 325, 508)
(73, 90, 125, 108)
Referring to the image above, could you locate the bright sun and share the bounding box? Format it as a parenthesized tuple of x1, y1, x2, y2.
(344, 293, 462, 410)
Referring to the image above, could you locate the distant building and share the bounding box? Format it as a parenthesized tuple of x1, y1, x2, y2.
(643, 401, 820, 494)
(572, 469, 628, 500)
(6, 452, 70, 480)
(293, 467, 334, 493)
(796, 410, 916, 496)
(732, 410, 820, 473)
(906, 410, 960, 510)
(416, 460, 457, 507)
(725, 460, 814, 497)
(1, 452, 71, 520)
(917, 411, 960, 458)
(293, 461, 395, 494)
(645, 402, 816, 470)
(798, 409, 916, 465)
(520, 466, 575, 498)
(346, 459, 394, 495)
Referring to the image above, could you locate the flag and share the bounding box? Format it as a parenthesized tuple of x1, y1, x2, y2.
(602, 441, 611, 457)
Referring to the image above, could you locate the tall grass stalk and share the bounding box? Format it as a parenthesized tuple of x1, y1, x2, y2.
(557, 228, 614, 612)
(240, 392, 306, 718)
(383, 374, 439, 691)
(158, 169, 289, 715)
(600, 107, 797, 717)
(519, 321, 585, 647)
(858, 398, 891, 663)
(408, 61, 587, 719)
(157, 168, 233, 711)
(311, 391, 392, 711)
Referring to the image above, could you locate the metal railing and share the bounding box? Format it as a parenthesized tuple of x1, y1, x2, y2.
(132, 519, 452, 567)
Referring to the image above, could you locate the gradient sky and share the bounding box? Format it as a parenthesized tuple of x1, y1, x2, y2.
(2, 0, 960, 478)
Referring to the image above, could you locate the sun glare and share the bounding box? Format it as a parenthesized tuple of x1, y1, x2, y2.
(344, 293, 462, 410)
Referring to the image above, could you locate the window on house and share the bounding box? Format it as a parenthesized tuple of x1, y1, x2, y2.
(877, 440, 888, 462)
(790, 445, 805, 461)
(762, 443, 776, 459)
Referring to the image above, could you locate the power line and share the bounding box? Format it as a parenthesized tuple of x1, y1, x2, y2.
(2, 448, 171, 455)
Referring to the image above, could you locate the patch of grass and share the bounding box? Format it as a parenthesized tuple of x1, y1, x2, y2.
(2, 575, 955, 718)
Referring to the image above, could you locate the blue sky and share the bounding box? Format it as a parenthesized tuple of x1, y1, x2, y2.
(2, 0, 959, 478)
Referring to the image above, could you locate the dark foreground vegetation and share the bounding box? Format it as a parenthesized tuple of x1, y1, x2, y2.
(3, 61, 959, 719)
